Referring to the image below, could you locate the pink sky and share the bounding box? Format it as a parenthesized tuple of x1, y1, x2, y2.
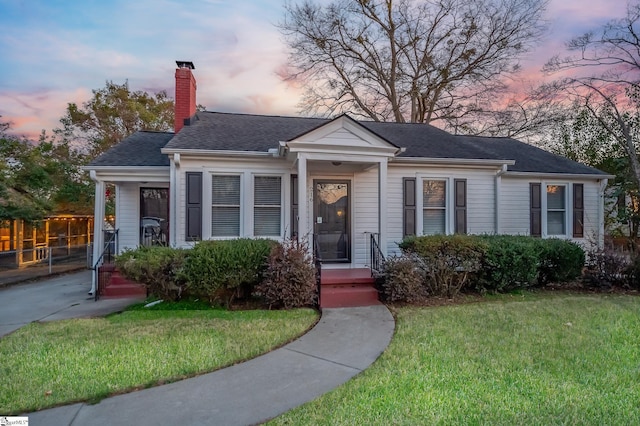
(0, 0, 631, 141)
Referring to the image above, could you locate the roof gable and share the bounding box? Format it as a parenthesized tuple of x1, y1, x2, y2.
(286, 114, 399, 157)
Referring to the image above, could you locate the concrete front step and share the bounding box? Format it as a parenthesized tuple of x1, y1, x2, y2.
(320, 284, 381, 308)
(319, 268, 380, 308)
(102, 271, 147, 298)
(321, 268, 375, 285)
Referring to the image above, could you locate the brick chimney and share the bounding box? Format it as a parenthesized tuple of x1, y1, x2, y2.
(174, 61, 196, 133)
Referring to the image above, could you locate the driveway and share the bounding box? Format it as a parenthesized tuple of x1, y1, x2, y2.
(0, 270, 144, 337)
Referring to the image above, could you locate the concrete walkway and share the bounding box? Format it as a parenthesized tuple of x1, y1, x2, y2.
(5, 272, 395, 426)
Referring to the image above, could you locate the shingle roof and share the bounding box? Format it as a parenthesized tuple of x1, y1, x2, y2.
(91, 112, 608, 176)
(164, 112, 330, 152)
(88, 131, 173, 167)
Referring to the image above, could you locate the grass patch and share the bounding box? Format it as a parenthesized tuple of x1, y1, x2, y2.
(272, 294, 640, 425)
(0, 307, 318, 414)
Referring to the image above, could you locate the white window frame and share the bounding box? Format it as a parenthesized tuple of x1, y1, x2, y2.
(541, 182, 570, 238)
(210, 173, 243, 238)
(252, 174, 284, 237)
(416, 176, 452, 236)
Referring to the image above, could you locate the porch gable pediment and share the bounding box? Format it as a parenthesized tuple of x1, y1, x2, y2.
(284, 115, 400, 158)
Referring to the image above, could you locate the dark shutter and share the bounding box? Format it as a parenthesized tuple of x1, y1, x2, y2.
(530, 183, 542, 237)
(403, 178, 416, 237)
(291, 175, 298, 238)
(573, 183, 584, 238)
(454, 179, 467, 234)
(185, 172, 202, 241)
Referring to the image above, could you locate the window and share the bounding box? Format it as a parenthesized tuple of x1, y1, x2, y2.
(254, 176, 282, 236)
(546, 185, 566, 235)
(423, 180, 446, 235)
(211, 175, 240, 237)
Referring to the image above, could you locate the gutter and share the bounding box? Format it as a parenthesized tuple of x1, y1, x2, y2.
(503, 171, 615, 180)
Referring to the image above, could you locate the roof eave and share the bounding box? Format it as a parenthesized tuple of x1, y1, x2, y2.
(392, 157, 516, 167)
(504, 171, 614, 180)
(161, 148, 277, 158)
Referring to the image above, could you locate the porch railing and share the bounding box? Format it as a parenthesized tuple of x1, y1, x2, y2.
(313, 234, 322, 308)
(91, 229, 119, 301)
(370, 232, 385, 276)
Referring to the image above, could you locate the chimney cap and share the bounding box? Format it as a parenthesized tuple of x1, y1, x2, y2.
(176, 61, 195, 70)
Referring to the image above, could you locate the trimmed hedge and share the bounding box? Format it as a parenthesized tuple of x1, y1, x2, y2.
(116, 246, 188, 301)
(398, 234, 485, 297)
(180, 238, 277, 306)
(380, 254, 427, 302)
(536, 238, 585, 285)
(477, 235, 539, 292)
(397, 235, 586, 295)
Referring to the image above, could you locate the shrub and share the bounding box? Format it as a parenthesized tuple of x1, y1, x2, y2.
(536, 238, 585, 285)
(254, 238, 318, 309)
(400, 235, 485, 297)
(115, 246, 188, 301)
(380, 254, 426, 303)
(179, 238, 276, 306)
(477, 235, 539, 293)
(625, 253, 640, 290)
(584, 248, 630, 288)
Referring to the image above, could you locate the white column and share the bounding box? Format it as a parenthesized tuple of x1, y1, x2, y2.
(90, 173, 105, 295)
(378, 158, 388, 256)
(297, 155, 309, 240)
(169, 156, 177, 247)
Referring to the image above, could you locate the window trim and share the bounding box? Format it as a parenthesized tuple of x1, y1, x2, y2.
(417, 176, 451, 236)
(210, 173, 243, 238)
(543, 183, 569, 237)
(252, 174, 284, 237)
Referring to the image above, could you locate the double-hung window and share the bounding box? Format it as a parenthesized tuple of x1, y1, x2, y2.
(423, 180, 446, 235)
(211, 175, 241, 237)
(546, 185, 566, 236)
(254, 176, 282, 236)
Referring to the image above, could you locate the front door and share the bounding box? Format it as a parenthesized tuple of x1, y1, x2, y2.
(314, 180, 350, 262)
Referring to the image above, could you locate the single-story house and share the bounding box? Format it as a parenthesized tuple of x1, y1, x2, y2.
(86, 61, 612, 296)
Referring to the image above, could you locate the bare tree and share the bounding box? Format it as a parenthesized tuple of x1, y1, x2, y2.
(279, 0, 548, 128)
(544, 2, 640, 189)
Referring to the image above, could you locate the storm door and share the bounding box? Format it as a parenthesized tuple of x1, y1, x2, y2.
(314, 180, 350, 262)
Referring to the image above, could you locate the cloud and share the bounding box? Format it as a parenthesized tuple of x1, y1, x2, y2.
(0, 87, 92, 140)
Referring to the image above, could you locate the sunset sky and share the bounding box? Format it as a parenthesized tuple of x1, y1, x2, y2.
(0, 0, 631, 140)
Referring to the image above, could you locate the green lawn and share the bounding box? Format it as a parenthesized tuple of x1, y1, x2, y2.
(273, 293, 640, 425)
(0, 307, 318, 414)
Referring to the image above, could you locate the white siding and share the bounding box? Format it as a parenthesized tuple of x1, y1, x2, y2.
(581, 181, 601, 248)
(115, 182, 170, 252)
(500, 178, 532, 235)
(500, 176, 602, 247)
(386, 165, 497, 256)
(175, 156, 291, 248)
(353, 167, 379, 266)
(115, 183, 140, 252)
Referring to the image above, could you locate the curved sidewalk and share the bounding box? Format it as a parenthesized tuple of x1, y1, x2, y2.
(27, 305, 395, 426)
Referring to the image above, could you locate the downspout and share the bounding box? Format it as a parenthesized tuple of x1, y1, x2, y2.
(494, 164, 508, 234)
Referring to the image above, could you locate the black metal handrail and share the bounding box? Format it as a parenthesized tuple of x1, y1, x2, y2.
(313, 234, 322, 308)
(92, 229, 119, 301)
(370, 232, 385, 276)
